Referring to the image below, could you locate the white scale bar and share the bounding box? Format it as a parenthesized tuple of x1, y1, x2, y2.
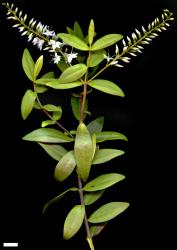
(3, 243, 18, 247)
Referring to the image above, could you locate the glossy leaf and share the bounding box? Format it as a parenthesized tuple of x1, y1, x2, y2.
(92, 149, 125, 165)
(54, 151, 76, 182)
(88, 49, 105, 67)
(90, 223, 107, 237)
(63, 205, 85, 240)
(35, 78, 56, 85)
(43, 187, 78, 213)
(43, 104, 62, 112)
(74, 21, 84, 40)
(74, 123, 93, 182)
(88, 19, 95, 46)
(87, 116, 104, 134)
(88, 202, 129, 223)
(46, 80, 83, 89)
(88, 79, 125, 97)
(57, 33, 89, 51)
(34, 55, 43, 80)
(41, 120, 56, 127)
(71, 96, 80, 121)
(34, 86, 48, 93)
(38, 143, 67, 161)
(22, 128, 74, 143)
(96, 131, 128, 143)
(52, 110, 62, 121)
(91, 133, 97, 159)
(41, 71, 55, 79)
(33, 101, 40, 109)
(58, 64, 87, 84)
(91, 34, 123, 51)
(21, 89, 37, 120)
(57, 61, 69, 72)
(84, 190, 104, 206)
(84, 173, 125, 192)
(66, 26, 75, 35)
(22, 48, 35, 81)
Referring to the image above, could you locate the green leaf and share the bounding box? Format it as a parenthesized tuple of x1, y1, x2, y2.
(96, 131, 128, 143)
(63, 205, 85, 240)
(38, 143, 67, 161)
(88, 79, 125, 97)
(33, 101, 40, 109)
(88, 202, 129, 223)
(66, 26, 75, 35)
(22, 128, 74, 143)
(90, 223, 107, 237)
(22, 48, 35, 81)
(41, 120, 56, 127)
(88, 65, 99, 78)
(88, 19, 95, 46)
(52, 110, 62, 121)
(46, 80, 83, 89)
(91, 34, 123, 51)
(57, 33, 89, 51)
(71, 96, 80, 121)
(54, 151, 76, 182)
(34, 86, 48, 93)
(91, 133, 97, 159)
(84, 173, 125, 192)
(57, 61, 69, 72)
(58, 64, 87, 84)
(43, 104, 62, 112)
(41, 71, 55, 79)
(74, 123, 93, 182)
(35, 78, 56, 85)
(21, 89, 37, 120)
(43, 187, 78, 213)
(88, 49, 105, 67)
(87, 116, 104, 134)
(34, 55, 43, 80)
(84, 190, 104, 206)
(92, 149, 125, 165)
(74, 21, 85, 40)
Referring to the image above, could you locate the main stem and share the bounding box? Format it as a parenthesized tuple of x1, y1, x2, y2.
(78, 177, 95, 250)
(78, 49, 95, 250)
(79, 86, 95, 249)
(80, 83, 87, 123)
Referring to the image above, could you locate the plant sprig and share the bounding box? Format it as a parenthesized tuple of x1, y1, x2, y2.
(2, 2, 174, 250)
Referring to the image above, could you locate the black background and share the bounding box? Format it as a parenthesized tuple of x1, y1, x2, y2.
(0, 0, 176, 249)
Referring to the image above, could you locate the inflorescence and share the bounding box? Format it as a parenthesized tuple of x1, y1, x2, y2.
(2, 3, 174, 68)
(104, 9, 174, 68)
(2, 2, 78, 64)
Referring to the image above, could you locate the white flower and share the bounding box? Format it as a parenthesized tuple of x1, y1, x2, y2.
(52, 53, 61, 64)
(103, 53, 113, 63)
(32, 37, 39, 45)
(37, 39, 44, 50)
(115, 44, 119, 54)
(43, 28, 56, 37)
(32, 37, 44, 50)
(28, 33, 33, 42)
(110, 60, 119, 65)
(49, 39, 63, 50)
(114, 64, 124, 68)
(18, 26, 25, 32)
(36, 22, 44, 32)
(64, 52, 78, 63)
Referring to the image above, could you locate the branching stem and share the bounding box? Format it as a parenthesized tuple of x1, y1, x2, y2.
(78, 177, 95, 250)
(78, 49, 95, 250)
(35, 90, 73, 138)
